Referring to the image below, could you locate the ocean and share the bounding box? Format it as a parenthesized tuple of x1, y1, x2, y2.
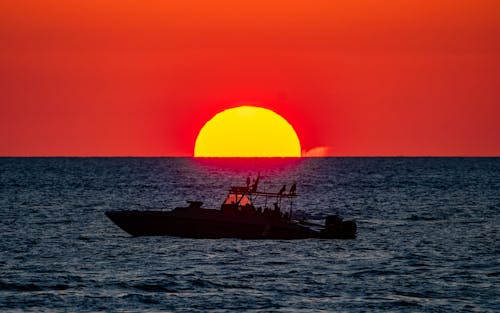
(0, 157, 498, 312)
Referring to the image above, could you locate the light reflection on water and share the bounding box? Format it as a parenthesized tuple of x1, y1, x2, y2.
(0, 157, 499, 312)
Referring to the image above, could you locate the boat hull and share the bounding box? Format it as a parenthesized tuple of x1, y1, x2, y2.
(105, 209, 321, 239)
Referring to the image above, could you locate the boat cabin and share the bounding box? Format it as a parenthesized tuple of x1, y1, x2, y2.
(219, 178, 297, 220)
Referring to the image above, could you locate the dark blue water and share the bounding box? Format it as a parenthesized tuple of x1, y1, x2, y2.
(0, 157, 498, 312)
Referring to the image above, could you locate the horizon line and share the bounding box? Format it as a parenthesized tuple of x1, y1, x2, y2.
(1, 155, 499, 158)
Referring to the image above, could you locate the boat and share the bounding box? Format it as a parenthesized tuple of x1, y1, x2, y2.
(105, 176, 357, 239)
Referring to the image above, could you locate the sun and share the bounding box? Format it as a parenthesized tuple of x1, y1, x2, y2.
(194, 106, 301, 157)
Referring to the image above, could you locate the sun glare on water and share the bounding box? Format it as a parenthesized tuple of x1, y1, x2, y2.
(194, 106, 301, 157)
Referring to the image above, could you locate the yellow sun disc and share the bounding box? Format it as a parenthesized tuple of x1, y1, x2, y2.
(194, 106, 301, 157)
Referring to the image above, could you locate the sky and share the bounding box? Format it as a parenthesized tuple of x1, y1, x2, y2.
(1, 1, 499, 156)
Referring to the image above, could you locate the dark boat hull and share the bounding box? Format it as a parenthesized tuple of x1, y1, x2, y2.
(105, 209, 321, 239)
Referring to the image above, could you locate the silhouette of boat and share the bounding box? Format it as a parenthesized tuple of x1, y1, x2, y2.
(105, 176, 357, 239)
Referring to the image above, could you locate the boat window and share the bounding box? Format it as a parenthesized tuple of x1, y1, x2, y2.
(224, 194, 252, 206)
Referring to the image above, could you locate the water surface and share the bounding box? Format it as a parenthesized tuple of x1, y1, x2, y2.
(0, 157, 498, 312)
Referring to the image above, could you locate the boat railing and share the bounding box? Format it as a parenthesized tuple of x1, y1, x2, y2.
(229, 186, 298, 198)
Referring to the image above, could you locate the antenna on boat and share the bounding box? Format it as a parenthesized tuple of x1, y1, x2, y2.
(277, 184, 286, 207)
(289, 182, 296, 219)
(289, 183, 296, 196)
(251, 173, 260, 193)
(278, 185, 286, 195)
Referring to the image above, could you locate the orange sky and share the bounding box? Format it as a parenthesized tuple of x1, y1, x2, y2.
(1, 1, 499, 156)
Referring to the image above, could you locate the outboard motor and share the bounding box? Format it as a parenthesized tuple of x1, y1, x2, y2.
(341, 220, 357, 239)
(325, 215, 342, 232)
(323, 215, 357, 239)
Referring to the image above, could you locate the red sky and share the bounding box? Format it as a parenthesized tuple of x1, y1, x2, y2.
(1, 1, 499, 156)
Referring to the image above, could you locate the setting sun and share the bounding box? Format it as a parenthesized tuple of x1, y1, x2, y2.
(194, 106, 301, 157)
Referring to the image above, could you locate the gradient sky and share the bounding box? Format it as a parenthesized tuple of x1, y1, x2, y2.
(1, 1, 499, 156)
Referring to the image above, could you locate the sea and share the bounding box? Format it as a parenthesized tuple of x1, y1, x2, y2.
(0, 157, 498, 312)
